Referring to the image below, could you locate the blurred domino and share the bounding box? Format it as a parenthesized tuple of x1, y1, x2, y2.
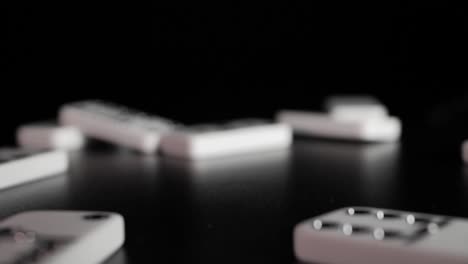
(462, 140, 468, 164)
(277, 110, 401, 142)
(17, 123, 85, 150)
(324, 95, 388, 121)
(0, 211, 124, 264)
(160, 119, 292, 160)
(0, 148, 67, 190)
(59, 100, 176, 154)
(294, 207, 468, 264)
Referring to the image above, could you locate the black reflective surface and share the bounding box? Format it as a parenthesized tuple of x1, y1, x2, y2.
(0, 138, 467, 263)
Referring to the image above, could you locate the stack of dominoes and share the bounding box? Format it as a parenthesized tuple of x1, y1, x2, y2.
(277, 95, 402, 142)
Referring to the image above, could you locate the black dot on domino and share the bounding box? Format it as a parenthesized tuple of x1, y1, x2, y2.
(0, 227, 13, 237)
(342, 224, 371, 235)
(311, 220, 340, 230)
(83, 214, 110, 221)
(375, 210, 401, 220)
(346, 208, 371, 216)
(405, 214, 432, 225)
(373, 228, 402, 240)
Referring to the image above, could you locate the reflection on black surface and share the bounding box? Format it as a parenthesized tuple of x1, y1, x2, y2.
(0, 174, 69, 219)
(105, 249, 129, 264)
(0, 140, 465, 264)
(159, 150, 292, 263)
(290, 140, 401, 218)
(67, 150, 161, 264)
(461, 167, 468, 210)
(355, 143, 400, 204)
(67, 150, 159, 208)
(163, 150, 290, 176)
(160, 150, 291, 201)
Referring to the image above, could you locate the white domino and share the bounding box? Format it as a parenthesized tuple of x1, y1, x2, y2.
(0, 211, 125, 264)
(462, 140, 468, 164)
(277, 110, 401, 142)
(59, 100, 176, 154)
(294, 207, 468, 264)
(324, 95, 389, 121)
(160, 119, 292, 160)
(17, 123, 85, 150)
(0, 148, 68, 190)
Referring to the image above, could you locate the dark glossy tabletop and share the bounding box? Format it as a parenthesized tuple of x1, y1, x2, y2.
(0, 137, 467, 264)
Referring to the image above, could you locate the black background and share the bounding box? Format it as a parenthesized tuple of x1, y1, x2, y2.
(4, 2, 468, 263)
(6, 2, 468, 143)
